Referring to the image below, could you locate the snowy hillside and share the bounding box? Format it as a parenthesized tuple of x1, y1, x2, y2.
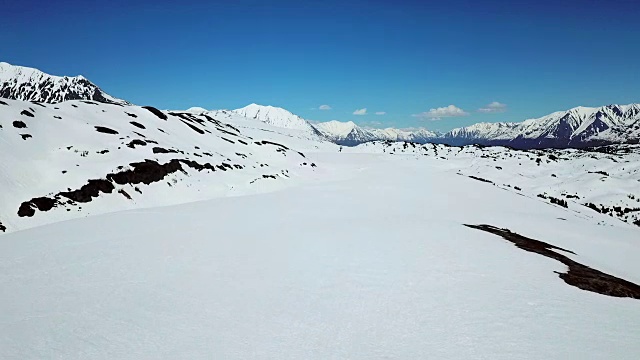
(0, 62, 128, 105)
(0, 98, 321, 233)
(353, 141, 640, 227)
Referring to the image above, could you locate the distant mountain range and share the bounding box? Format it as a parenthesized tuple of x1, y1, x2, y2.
(1, 61, 638, 149)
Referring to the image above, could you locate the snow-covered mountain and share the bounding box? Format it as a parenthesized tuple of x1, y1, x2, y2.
(2, 62, 638, 149)
(232, 103, 323, 135)
(0, 62, 128, 105)
(441, 104, 640, 148)
(316, 104, 640, 148)
(316, 120, 438, 146)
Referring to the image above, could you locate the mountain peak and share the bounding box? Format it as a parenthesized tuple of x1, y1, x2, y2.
(232, 103, 321, 135)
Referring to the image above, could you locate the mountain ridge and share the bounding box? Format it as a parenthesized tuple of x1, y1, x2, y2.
(1, 62, 638, 149)
(0, 62, 128, 105)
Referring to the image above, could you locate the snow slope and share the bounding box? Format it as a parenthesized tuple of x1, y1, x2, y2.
(0, 152, 638, 359)
(353, 141, 640, 227)
(0, 62, 128, 105)
(0, 98, 323, 233)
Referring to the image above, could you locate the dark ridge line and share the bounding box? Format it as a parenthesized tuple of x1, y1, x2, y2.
(468, 175, 494, 184)
(130, 121, 145, 129)
(17, 158, 246, 218)
(216, 127, 239, 137)
(95, 126, 119, 135)
(169, 112, 206, 125)
(179, 119, 205, 134)
(142, 106, 168, 120)
(259, 140, 289, 149)
(464, 224, 640, 299)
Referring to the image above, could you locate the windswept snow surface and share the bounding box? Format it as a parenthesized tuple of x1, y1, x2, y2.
(1, 152, 639, 359)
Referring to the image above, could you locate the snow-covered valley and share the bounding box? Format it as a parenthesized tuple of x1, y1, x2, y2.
(1, 151, 639, 359)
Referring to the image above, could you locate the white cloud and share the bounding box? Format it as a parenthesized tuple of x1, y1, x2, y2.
(413, 105, 469, 120)
(353, 108, 367, 115)
(375, 111, 386, 115)
(360, 120, 383, 129)
(478, 101, 507, 113)
(319, 104, 332, 110)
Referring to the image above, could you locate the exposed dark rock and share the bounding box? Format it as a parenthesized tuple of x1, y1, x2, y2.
(538, 194, 568, 208)
(12, 120, 27, 128)
(0, 100, 7, 105)
(95, 126, 119, 135)
(119, 189, 132, 200)
(152, 147, 178, 154)
(179, 119, 205, 134)
(468, 175, 493, 184)
(125, 112, 138, 118)
(130, 121, 145, 129)
(20, 110, 34, 117)
(20, 134, 32, 140)
(0, 220, 5, 232)
(18, 197, 58, 217)
(259, 140, 289, 149)
(126, 139, 147, 148)
(59, 179, 115, 203)
(107, 159, 185, 185)
(142, 106, 167, 120)
(465, 224, 640, 299)
(221, 137, 235, 144)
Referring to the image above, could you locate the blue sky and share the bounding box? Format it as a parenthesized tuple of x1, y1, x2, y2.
(2, 0, 639, 131)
